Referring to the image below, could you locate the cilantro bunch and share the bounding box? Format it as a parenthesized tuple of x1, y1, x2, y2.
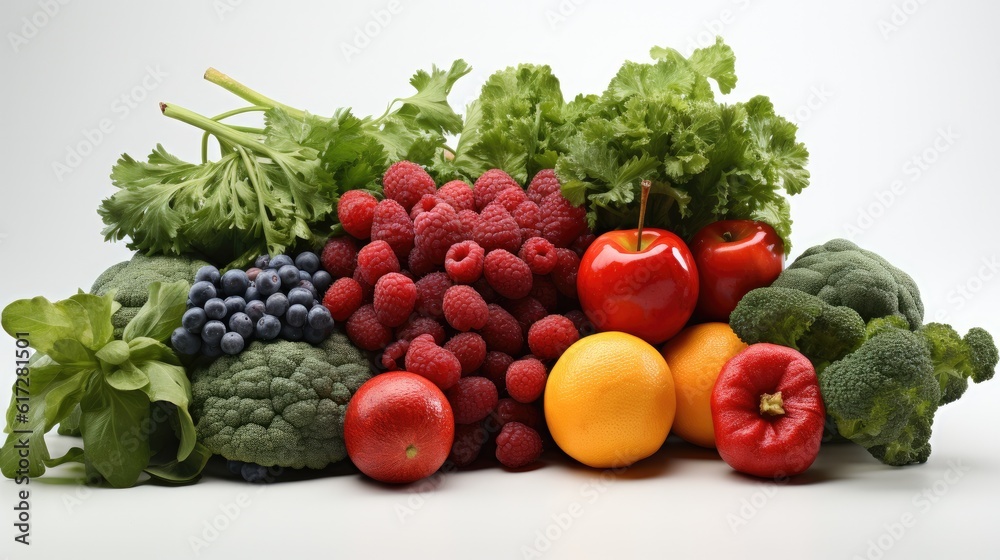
(100, 61, 470, 269)
(434, 39, 809, 250)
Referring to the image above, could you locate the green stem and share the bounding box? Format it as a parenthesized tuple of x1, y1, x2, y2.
(200, 106, 270, 163)
(162, 102, 278, 161)
(203, 68, 307, 120)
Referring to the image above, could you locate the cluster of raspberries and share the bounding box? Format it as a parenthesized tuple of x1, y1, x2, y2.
(320, 161, 595, 469)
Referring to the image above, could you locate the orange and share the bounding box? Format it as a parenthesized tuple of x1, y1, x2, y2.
(544, 332, 675, 468)
(660, 322, 747, 448)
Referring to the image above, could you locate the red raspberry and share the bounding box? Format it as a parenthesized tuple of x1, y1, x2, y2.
(321, 236, 358, 279)
(345, 304, 392, 351)
(506, 358, 547, 403)
(383, 160, 436, 212)
(513, 201, 542, 243)
(551, 248, 580, 299)
(504, 297, 548, 337)
(495, 422, 543, 468)
(493, 398, 542, 429)
(408, 193, 440, 221)
(337, 190, 378, 239)
(570, 232, 596, 257)
(407, 246, 438, 278)
(529, 275, 559, 312)
(414, 202, 463, 264)
(355, 240, 400, 285)
(540, 192, 587, 248)
(457, 209, 479, 240)
(446, 377, 499, 424)
(481, 351, 513, 391)
(380, 339, 410, 372)
(444, 332, 487, 375)
(484, 249, 533, 300)
(449, 422, 489, 467)
(527, 315, 580, 360)
(518, 237, 558, 275)
(488, 187, 528, 212)
(414, 272, 452, 319)
(352, 268, 375, 302)
(370, 199, 415, 261)
(395, 315, 446, 345)
(474, 204, 521, 254)
(442, 285, 489, 332)
(437, 180, 475, 212)
(527, 169, 561, 205)
(473, 168, 520, 211)
(405, 334, 461, 390)
(564, 309, 594, 337)
(373, 272, 417, 328)
(322, 277, 363, 322)
(480, 304, 523, 355)
(444, 240, 485, 284)
(473, 278, 499, 304)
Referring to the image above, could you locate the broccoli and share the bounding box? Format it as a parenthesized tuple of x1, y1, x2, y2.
(920, 323, 998, 405)
(91, 253, 209, 337)
(729, 287, 867, 370)
(190, 334, 371, 470)
(771, 238, 925, 329)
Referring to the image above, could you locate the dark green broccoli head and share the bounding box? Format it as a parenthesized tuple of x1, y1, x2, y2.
(819, 327, 940, 466)
(919, 323, 999, 405)
(92, 253, 209, 337)
(729, 286, 866, 370)
(772, 238, 924, 329)
(190, 334, 371, 469)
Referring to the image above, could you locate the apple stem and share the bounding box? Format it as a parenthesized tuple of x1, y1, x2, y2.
(637, 180, 652, 251)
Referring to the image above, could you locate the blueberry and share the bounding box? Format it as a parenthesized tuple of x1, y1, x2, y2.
(265, 292, 289, 317)
(308, 305, 334, 331)
(254, 255, 271, 269)
(311, 270, 332, 294)
(297, 280, 318, 300)
(287, 287, 313, 307)
(269, 254, 294, 269)
(295, 252, 320, 274)
(204, 298, 227, 320)
(182, 307, 207, 333)
(189, 281, 217, 307)
(280, 324, 304, 342)
(303, 326, 329, 345)
(244, 284, 261, 303)
(201, 321, 227, 346)
(195, 265, 221, 285)
(225, 296, 247, 316)
(278, 265, 301, 288)
(220, 332, 245, 355)
(241, 463, 269, 483)
(221, 269, 250, 297)
(256, 269, 281, 297)
(171, 327, 202, 355)
(202, 344, 223, 358)
(226, 459, 245, 475)
(256, 315, 281, 341)
(245, 300, 266, 324)
(229, 312, 254, 339)
(299, 270, 313, 282)
(285, 304, 308, 328)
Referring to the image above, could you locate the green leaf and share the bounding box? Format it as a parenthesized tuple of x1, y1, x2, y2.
(42, 370, 91, 431)
(96, 340, 130, 366)
(0, 430, 49, 479)
(145, 442, 210, 484)
(388, 59, 472, 135)
(1, 293, 111, 356)
(122, 281, 190, 343)
(78, 382, 151, 488)
(44, 447, 85, 468)
(48, 339, 97, 369)
(139, 360, 196, 460)
(105, 362, 150, 392)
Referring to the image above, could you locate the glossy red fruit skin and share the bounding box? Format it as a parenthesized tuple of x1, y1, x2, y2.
(690, 220, 784, 322)
(344, 372, 455, 484)
(577, 228, 699, 345)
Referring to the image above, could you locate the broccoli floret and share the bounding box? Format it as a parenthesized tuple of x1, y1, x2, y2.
(190, 334, 371, 470)
(772, 238, 925, 329)
(729, 286, 866, 370)
(819, 327, 941, 466)
(91, 253, 209, 337)
(920, 323, 999, 405)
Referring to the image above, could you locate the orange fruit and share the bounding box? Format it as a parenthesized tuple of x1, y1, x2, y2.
(544, 332, 675, 468)
(660, 322, 747, 448)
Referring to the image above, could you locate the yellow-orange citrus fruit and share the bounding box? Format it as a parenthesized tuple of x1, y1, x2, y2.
(661, 322, 747, 448)
(544, 331, 675, 468)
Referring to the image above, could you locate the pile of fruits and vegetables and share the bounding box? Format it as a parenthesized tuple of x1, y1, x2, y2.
(2, 38, 996, 487)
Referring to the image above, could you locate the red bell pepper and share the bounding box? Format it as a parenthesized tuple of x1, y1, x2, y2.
(711, 343, 825, 478)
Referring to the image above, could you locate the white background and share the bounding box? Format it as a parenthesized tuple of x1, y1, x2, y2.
(2, 1, 999, 559)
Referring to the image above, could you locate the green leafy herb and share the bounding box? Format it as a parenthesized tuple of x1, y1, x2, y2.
(0, 281, 208, 487)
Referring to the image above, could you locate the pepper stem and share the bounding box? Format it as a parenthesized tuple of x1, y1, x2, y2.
(759, 391, 786, 416)
(636, 179, 652, 251)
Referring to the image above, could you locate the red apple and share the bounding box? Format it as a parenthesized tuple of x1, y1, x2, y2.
(344, 372, 455, 484)
(690, 220, 784, 322)
(577, 181, 699, 345)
